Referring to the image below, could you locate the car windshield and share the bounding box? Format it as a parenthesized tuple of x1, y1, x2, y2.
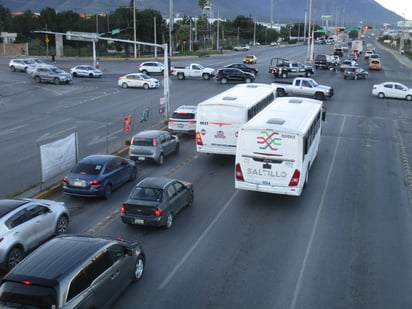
(71, 163, 102, 175)
(130, 187, 162, 201)
(51, 68, 65, 73)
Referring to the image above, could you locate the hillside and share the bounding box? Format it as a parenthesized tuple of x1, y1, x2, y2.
(1, 0, 403, 26)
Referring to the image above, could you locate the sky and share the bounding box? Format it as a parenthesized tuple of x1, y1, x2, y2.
(375, 0, 412, 21)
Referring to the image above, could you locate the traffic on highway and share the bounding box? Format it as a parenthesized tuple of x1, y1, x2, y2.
(0, 40, 412, 308)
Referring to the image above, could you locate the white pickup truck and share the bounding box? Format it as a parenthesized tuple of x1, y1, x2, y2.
(272, 77, 334, 100)
(170, 63, 215, 80)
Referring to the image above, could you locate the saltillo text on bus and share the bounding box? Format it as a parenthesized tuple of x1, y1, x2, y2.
(195, 83, 275, 155)
(235, 97, 326, 196)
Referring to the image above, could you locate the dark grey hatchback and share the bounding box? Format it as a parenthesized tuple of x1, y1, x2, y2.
(0, 235, 145, 309)
(120, 177, 194, 229)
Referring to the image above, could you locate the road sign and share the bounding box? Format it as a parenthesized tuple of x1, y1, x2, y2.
(66, 31, 99, 42)
(111, 28, 121, 35)
(45, 36, 49, 44)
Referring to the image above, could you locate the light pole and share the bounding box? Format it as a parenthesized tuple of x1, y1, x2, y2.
(133, 0, 137, 58)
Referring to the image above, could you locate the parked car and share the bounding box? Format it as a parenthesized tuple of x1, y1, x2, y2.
(138, 61, 165, 74)
(63, 154, 137, 199)
(343, 67, 368, 80)
(70, 65, 103, 78)
(118, 73, 160, 89)
(0, 198, 69, 270)
(223, 63, 258, 74)
(214, 68, 255, 84)
(372, 82, 412, 101)
(369, 59, 382, 70)
(243, 55, 257, 64)
(120, 177, 194, 229)
(168, 105, 197, 135)
(32, 66, 72, 84)
(0, 235, 145, 309)
(126, 130, 179, 165)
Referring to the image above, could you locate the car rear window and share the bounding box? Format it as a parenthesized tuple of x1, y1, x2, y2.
(71, 163, 102, 175)
(0, 281, 57, 309)
(171, 112, 195, 120)
(132, 138, 154, 146)
(130, 187, 163, 201)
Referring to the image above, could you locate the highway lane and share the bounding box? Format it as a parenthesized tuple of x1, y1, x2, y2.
(1, 43, 412, 307)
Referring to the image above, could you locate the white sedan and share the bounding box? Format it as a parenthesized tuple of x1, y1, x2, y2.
(372, 82, 412, 101)
(118, 73, 160, 89)
(70, 65, 103, 78)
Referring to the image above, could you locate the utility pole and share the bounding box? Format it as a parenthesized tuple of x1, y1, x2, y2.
(133, 0, 137, 58)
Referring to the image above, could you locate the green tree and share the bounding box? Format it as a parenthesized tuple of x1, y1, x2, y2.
(0, 4, 12, 32)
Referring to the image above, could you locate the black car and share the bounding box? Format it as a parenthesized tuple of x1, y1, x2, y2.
(223, 63, 258, 75)
(314, 54, 334, 70)
(120, 177, 194, 229)
(215, 68, 255, 84)
(343, 67, 369, 80)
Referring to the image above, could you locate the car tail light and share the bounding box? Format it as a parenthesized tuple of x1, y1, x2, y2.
(63, 177, 68, 184)
(288, 169, 301, 187)
(154, 208, 163, 217)
(90, 180, 100, 187)
(22, 281, 32, 286)
(168, 119, 175, 123)
(188, 120, 196, 124)
(235, 163, 244, 181)
(152, 139, 158, 146)
(195, 132, 203, 145)
(120, 205, 126, 213)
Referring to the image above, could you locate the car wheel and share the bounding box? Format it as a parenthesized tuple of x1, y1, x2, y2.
(7, 247, 24, 270)
(89, 73, 94, 78)
(54, 78, 60, 85)
(10, 66, 16, 72)
(157, 153, 164, 166)
(314, 92, 324, 100)
(143, 83, 149, 90)
(103, 184, 112, 199)
(187, 192, 194, 207)
(344, 76, 347, 79)
(55, 215, 69, 235)
(129, 167, 137, 181)
(132, 254, 145, 282)
(35, 76, 41, 83)
(245, 77, 252, 83)
(122, 82, 128, 89)
(281, 72, 288, 79)
(174, 143, 180, 154)
(406, 95, 412, 101)
(354, 75, 358, 80)
(377, 92, 385, 99)
(177, 73, 185, 80)
(276, 88, 286, 97)
(164, 213, 173, 229)
(306, 71, 312, 77)
(141, 70, 148, 74)
(218, 77, 227, 84)
(73, 72, 78, 77)
(202, 73, 210, 80)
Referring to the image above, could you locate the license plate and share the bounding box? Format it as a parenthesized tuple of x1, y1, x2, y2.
(178, 124, 184, 128)
(134, 219, 144, 225)
(73, 180, 86, 187)
(138, 157, 145, 161)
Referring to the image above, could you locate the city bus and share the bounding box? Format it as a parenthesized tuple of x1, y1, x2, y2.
(196, 83, 275, 155)
(235, 97, 326, 196)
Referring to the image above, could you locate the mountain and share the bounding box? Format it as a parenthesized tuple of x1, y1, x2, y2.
(0, 0, 403, 26)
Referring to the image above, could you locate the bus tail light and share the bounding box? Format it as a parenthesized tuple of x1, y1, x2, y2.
(288, 169, 300, 187)
(195, 132, 203, 145)
(235, 163, 244, 181)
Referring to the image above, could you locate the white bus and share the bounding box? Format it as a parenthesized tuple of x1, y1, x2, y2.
(196, 83, 275, 155)
(235, 97, 326, 196)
